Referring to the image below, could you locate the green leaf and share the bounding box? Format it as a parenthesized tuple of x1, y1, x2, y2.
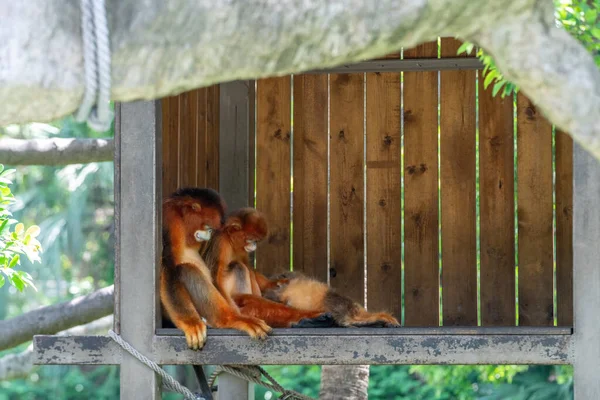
(585, 9, 598, 23)
(25, 225, 41, 238)
(10, 273, 24, 292)
(492, 81, 504, 97)
(0, 274, 4, 288)
(0, 219, 8, 234)
(592, 27, 600, 39)
(484, 70, 497, 89)
(0, 168, 15, 178)
(456, 42, 474, 55)
(8, 254, 19, 268)
(16, 270, 37, 292)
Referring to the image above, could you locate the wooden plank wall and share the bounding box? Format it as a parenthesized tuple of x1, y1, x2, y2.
(366, 53, 402, 318)
(161, 37, 574, 328)
(403, 42, 439, 326)
(161, 87, 219, 201)
(439, 38, 477, 326)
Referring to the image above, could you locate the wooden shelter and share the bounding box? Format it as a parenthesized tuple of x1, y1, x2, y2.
(33, 38, 600, 399)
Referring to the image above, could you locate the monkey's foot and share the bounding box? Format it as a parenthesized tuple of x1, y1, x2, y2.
(181, 321, 208, 350)
(350, 312, 400, 328)
(221, 315, 272, 340)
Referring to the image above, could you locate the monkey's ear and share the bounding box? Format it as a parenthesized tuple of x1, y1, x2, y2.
(191, 203, 202, 212)
(226, 221, 242, 233)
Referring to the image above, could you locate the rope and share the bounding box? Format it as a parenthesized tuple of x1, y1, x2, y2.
(208, 365, 315, 400)
(108, 330, 205, 400)
(108, 329, 312, 400)
(75, 0, 113, 132)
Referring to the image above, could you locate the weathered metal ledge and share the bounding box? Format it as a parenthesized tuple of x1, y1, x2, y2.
(34, 327, 573, 366)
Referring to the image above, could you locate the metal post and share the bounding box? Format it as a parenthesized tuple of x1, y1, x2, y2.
(215, 373, 255, 400)
(573, 142, 600, 398)
(219, 80, 253, 211)
(215, 81, 254, 399)
(116, 100, 162, 399)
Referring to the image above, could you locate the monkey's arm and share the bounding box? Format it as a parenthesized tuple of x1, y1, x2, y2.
(254, 271, 289, 293)
(179, 263, 272, 338)
(160, 266, 207, 350)
(234, 294, 325, 328)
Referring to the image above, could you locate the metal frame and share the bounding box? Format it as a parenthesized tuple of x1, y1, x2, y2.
(304, 57, 483, 74)
(31, 60, 600, 398)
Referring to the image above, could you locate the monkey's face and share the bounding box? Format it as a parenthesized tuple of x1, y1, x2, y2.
(182, 201, 223, 244)
(225, 209, 268, 254)
(226, 223, 263, 254)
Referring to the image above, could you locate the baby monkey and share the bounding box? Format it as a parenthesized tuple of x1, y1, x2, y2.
(202, 208, 326, 327)
(263, 271, 400, 328)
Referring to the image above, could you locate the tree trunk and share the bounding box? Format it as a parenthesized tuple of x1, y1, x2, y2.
(1, 1, 600, 160)
(319, 365, 370, 400)
(0, 284, 114, 351)
(0, 315, 113, 381)
(0, 138, 114, 165)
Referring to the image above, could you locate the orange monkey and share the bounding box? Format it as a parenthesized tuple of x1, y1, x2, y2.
(160, 188, 271, 350)
(262, 271, 400, 328)
(202, 208, 327, 328)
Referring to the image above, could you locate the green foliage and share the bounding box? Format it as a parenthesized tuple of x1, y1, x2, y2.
(0, 365, 119, 400)
(556, 0, 600, 66)
(458, 0, 600, 99)
(456, 43, 517, 98)
(0, 164, 42, 292)
(478, 366, 573, 400)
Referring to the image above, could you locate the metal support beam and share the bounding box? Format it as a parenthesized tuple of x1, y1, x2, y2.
(34, 331, 573, 366)
(216, 373, 254, 400)
(219, 80, 253, 212)
(217, 81, 254, 400)
(304, 57, 483, 74)
(116, 100, 162, 399)
(573, 142, 600, 398)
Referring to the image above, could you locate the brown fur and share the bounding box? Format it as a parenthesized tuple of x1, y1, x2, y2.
(263, 271, 400, 327)
(202, 208, 324, 327)
(160, 189, 271, 350)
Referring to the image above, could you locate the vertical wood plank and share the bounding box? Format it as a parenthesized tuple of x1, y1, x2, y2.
(329, 72, 365, 304)
(479, 80, 515, 326)
(366, 54, 402, 317)
(403, 42, 439, 326)
(249, 81, 256, 207)
(293, 74, 328, 281)
(440, 38, 477, 326)
(178, 91, 198, 188)
(196, 88, 208, 187)
(517, 93, 554, 326)
(161, 96, 179, 198)
(256, 77, 291, 275)
(206, 85, 220, 190)
(556, 129, 573, 326)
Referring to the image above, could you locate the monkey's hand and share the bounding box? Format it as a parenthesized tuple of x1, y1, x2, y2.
(180, 320, 208, 350)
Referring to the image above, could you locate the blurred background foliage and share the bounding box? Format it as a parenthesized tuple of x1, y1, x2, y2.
(0, 0, 596, 398)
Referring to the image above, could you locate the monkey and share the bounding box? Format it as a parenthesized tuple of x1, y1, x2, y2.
(160, 188, 271, 350)
(262, 271, 400, 328)
(201, 207, 327, 328)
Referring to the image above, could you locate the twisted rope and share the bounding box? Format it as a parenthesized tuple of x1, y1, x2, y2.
(108, 330, 205, 400)
(109, 329, 312, 400)
(208, 365, 314, 400)
(75, 0, 113, 132)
